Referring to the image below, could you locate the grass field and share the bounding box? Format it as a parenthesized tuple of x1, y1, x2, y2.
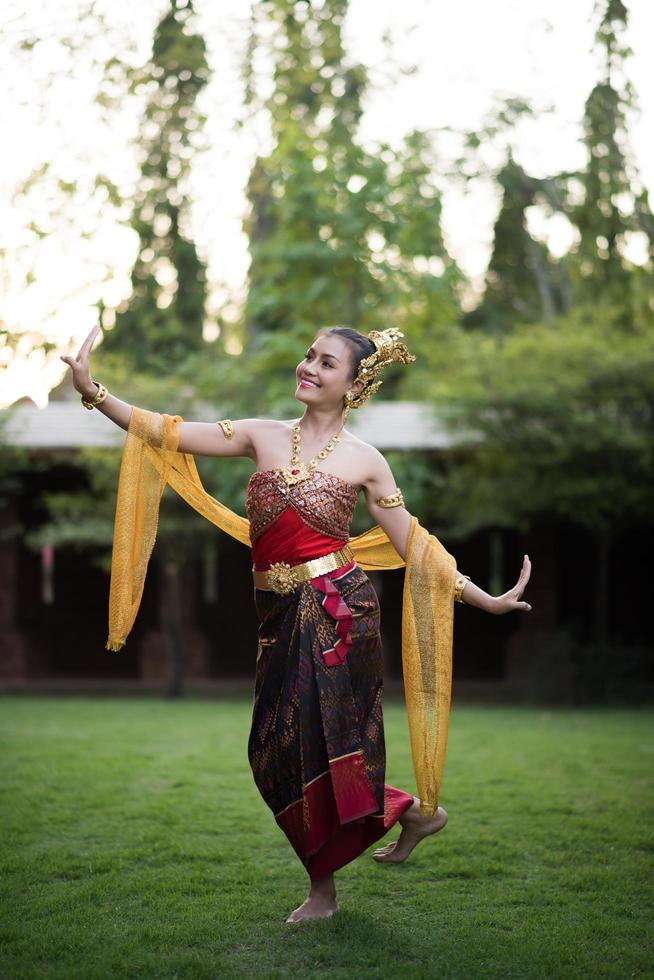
(0, 696, 652, 980)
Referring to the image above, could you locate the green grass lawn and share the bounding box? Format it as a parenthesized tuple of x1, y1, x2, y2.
(0, 696, 652, 980)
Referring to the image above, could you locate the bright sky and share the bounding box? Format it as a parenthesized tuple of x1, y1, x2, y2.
(1, 0, 653, 407)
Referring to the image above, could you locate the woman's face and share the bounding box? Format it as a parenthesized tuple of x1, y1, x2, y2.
(295, 334, 355, 407)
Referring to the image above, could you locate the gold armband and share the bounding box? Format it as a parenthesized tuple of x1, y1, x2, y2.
(376, 488, 405, 509)
(454, 574, 470, 603)
(216, 419, 234, 440)
(81, 381, 108, 410)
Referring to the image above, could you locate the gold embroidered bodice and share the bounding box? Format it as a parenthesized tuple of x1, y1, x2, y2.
(246, 468, 359, 543)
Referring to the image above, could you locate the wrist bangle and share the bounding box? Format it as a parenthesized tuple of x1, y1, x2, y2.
(454, 574, 470, 604)
(81, 381, 108, 410)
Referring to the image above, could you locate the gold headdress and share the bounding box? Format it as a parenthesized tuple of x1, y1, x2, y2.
(345, 327, 415, 410)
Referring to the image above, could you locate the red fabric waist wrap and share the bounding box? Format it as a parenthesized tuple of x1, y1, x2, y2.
(251, 507, 356, 667)
(252, 506, 350, 570)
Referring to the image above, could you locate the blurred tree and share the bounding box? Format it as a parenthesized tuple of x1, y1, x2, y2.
(559, 0, 653, 322)
(23, 366, 251, 696)
(443, 0, 654, 648)
(0, 3, 139, 393)
(433, 311, 654, 645)
(463, 0, 653, 335)
(100, 0, 210, 373)
(465, 154, 572, 333)
(237, 0, 461, 412)
(96, 0, 213, 694)
(25, 440, 219, 697)
(27, 2, 219, 696)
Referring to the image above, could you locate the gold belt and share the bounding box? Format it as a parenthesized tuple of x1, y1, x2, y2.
(252, 546, 355, 595)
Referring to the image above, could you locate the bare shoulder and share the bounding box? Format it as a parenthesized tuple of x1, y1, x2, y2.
(248, 417, 298, 469)
(340, 430, 391, 483)
(244, 418, 294, 434)
(236, 417, 297, 441)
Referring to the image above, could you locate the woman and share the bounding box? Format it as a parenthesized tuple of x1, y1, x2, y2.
(60, 323, 532, 924)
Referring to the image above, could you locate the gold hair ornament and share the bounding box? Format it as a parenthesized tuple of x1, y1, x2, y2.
(345, 328, 415, 410)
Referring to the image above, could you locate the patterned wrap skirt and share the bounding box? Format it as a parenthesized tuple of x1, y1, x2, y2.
(248, 564, 414, 880)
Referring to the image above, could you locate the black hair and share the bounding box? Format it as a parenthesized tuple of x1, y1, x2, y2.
(318, 326, 375, 381)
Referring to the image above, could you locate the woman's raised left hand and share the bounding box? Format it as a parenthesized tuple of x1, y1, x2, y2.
(491, 555, 532, 614)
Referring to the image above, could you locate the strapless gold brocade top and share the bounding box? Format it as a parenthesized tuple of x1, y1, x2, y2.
(246, 469, 359, 543)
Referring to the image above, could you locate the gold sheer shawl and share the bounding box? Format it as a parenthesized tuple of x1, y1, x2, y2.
(107, 407, 456, 814)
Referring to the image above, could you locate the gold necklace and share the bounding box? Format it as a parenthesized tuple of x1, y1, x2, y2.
(279, 422, 343, 487)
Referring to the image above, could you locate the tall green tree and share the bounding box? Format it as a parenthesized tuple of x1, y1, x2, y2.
(433, 312, 654, 647)
(467, 0, 653, 335)
(92, 0, 214, 694)
(101, 0, 210, 372)
(563, 0, 654, 320)
(33, 2, 217, 696)
(467, 154, 572, 333)
(431, 0, 654, 656)
(239, 0, 460, 410)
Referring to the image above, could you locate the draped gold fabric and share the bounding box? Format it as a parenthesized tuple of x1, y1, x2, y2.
(401, 519, 456, 814)
(107, 406, 456, 814)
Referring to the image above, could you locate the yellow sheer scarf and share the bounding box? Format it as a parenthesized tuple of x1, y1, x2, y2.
(107, 407, 456, 814)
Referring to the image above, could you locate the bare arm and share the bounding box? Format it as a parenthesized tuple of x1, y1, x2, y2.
(60, 326, 132, 430)
(362, 448, 532, 615)
(59, 325, 256, 458)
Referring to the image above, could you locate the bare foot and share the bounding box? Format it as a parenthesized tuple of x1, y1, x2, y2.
(286, 874, 339, 923)
(372, 799, 448, 864)
(285, 895, 339, 923)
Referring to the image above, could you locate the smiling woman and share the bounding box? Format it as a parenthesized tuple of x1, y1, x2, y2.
(59, 323, 532, 924)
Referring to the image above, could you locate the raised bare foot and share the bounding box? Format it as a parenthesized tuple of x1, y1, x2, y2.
(372, 799, 448, 864)
(285, 895, 339, 923)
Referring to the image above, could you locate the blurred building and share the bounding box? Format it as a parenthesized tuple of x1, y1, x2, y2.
(1, 393, 651, 699)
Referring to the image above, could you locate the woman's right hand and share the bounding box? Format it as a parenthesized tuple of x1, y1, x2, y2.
(60, 324, 101, 398)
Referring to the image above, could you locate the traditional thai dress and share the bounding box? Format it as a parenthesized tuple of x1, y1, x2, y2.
(105, 407, 458, 847)
(245, 468, 414, 878)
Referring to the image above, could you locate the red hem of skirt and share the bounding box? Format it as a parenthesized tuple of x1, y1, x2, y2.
(275, 767, 414, 880)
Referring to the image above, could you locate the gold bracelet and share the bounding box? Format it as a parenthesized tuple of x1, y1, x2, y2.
(376, 487, 404, 509)
(216, 419, 234, 440)
(454, 574, 470, 604)
(81, 381, 108, 410)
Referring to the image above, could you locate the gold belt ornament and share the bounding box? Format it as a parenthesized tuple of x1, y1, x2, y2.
(253, 546, 355, 595)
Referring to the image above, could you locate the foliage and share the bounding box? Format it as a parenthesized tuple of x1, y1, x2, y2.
(100, 0, 211, 373)
(5, 0, 654, 666)
(24, 449, 120, 563)
(0, 3, 141, 380)
(24, 396, 252, 581)
(433, 0, 654, 640)
(0, 445, 30, 546)
(466, 154, 572, 333)
(19, 5, 224, 698)
(462, 0, 653, 337)
(431, 309, 654, 539)
(563, 0, 654, 315)
(237, 0, 461, 412)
